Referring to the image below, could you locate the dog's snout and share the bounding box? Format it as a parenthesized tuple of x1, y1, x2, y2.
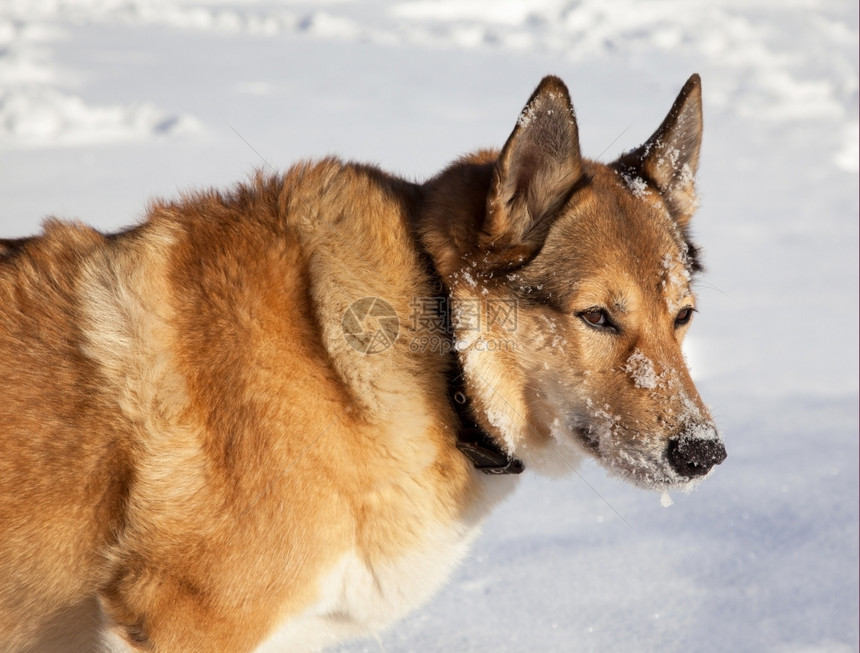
(667, 431, 727, 479)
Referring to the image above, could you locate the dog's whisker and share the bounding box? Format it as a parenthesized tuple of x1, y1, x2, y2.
(596, 120, 635, 160)
(227, 123, 277, 173)
(372, 633, 387, 652)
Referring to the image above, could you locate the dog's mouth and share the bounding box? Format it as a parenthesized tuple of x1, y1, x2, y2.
(574, 425, 601, 455)
(522, 380, 725, 488)
(570, 419, 725, 491)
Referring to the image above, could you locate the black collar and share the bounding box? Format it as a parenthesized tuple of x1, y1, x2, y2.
(448, 368, 525, 475)
(420, 253, 524, 476)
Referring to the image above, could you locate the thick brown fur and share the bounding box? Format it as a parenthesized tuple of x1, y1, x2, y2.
(0, 75, 724, 652)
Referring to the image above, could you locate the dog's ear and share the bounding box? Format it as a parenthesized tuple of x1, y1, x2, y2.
(614, 74, 703, 227)
(481, 76, 585, 252)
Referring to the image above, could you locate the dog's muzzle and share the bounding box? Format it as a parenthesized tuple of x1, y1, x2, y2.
(667, 425, 727, 479)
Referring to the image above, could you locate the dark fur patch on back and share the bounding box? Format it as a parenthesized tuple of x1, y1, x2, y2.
(0, 237, 35, 259)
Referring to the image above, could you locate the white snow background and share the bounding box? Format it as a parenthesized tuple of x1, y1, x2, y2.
(1, 1, 857, 651)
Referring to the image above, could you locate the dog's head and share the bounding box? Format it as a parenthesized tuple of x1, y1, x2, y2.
(421, 75, 725, 490)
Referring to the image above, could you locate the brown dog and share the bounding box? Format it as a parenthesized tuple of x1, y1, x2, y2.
(0, 75, 725, 652)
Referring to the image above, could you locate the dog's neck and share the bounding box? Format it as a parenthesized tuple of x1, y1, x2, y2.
(418, 251, 524, 476)
(446, 359, 525, 475)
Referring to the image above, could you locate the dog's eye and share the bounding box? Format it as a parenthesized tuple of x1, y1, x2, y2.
(675, 306, 695, 328)
(579, 308, 616, 331)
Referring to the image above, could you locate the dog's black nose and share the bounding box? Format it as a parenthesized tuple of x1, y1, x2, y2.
(667, 433, 727, 479)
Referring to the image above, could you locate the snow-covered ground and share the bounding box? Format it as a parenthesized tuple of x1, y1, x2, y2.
(1, 1, 857, 651)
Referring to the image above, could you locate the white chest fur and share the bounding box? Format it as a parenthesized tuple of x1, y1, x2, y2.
(257, 518, 484, 653)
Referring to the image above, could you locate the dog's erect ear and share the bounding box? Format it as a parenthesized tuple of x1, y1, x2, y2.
(482, 76, 585, 252)
(614, 74, 703, 227)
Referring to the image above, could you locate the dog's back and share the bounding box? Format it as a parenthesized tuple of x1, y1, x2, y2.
(0, 161, 483, 651)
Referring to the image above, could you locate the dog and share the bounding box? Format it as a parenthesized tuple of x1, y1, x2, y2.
(0, 74, 725, 652)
